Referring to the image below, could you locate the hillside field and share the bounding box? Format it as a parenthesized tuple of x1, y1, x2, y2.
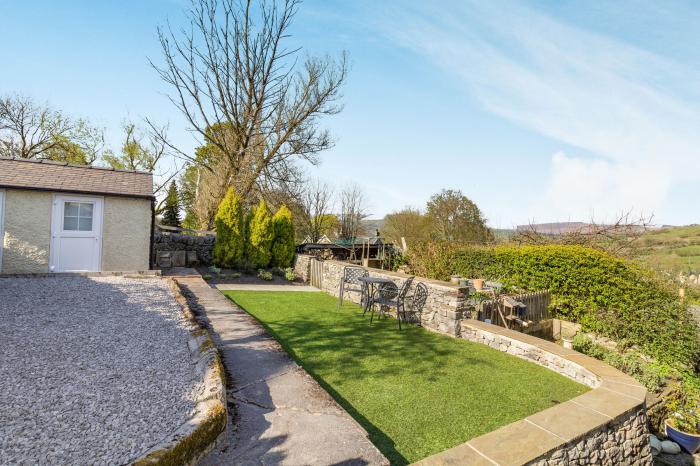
(635, 225, 700, 274)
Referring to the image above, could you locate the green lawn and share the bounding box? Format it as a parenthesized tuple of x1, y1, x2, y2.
(224, 291, 588, 465)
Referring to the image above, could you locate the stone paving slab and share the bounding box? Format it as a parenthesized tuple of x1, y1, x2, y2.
(174, 276, 387, 466)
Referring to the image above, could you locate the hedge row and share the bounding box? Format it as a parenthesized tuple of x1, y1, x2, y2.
(406, 242, 700, 368)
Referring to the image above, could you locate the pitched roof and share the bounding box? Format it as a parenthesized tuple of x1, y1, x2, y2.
(0, 157, 154, 198)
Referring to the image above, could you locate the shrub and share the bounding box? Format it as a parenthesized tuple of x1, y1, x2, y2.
(270, 266, 285, 276)
(212, 188, 245, 268)
(406, 242, 700, 368)
(203, 274, 213, 281)
(284, 268, 296, 281)
(270, 205, 296, 268)
(246, 199, 274, 269)
(257, 269, 273, 281)
(230, 272, 242, 279)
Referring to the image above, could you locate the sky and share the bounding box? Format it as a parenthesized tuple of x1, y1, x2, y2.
(1, 0, 699, 227)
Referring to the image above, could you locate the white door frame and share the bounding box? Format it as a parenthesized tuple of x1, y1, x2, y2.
(50, 193, 104, 272)
(0, 189, 5, 271)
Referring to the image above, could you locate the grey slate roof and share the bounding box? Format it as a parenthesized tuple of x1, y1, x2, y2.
(0, 157, 154, 198)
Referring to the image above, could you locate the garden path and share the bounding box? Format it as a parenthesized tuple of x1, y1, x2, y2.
(173, 274, 387, 466)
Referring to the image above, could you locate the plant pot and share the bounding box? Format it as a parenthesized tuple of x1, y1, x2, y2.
(562, 338, 573, 350)
(450, 275, 461, 285)
(666, 419, 700, 454)
(458, 278, 469, 287)
(472, 279, 485, 291)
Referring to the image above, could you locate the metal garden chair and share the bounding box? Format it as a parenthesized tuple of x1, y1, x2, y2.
(370, 276, 415, 329)
(401, 282, 428, 326)
(337, 266, 369, 310)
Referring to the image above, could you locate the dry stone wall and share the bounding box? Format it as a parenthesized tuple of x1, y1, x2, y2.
(153, 232, 215, 266)
(292, 254, 312, 282)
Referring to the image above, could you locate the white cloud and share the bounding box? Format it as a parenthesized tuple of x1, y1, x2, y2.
(536, 151, 667, 222)
(377, 0, 700, 223)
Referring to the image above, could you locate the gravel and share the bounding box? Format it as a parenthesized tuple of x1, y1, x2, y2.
(0, 276, 202, 466)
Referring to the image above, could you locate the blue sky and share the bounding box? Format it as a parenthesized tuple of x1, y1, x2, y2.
(1, 0, 698, 227)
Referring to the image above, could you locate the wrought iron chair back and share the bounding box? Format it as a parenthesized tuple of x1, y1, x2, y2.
(344, 266, 368, 284)
(398, 276, 415, 300)
(337, 266, 369, 310)
(411, 282, 429, 319)
(377, 281, 399, 300)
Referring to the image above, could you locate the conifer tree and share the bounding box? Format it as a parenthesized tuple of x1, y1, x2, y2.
(161, 181, 182, 227)
(271, 205, 295, 267)
(247, 199, 274, 268)
(212, 187, 245, 268)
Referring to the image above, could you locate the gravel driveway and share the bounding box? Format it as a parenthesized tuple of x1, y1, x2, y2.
(0, 276, 201, 466)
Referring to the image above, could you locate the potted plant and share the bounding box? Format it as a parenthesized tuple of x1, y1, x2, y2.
(666, 408, 700, 454)
(472, 278, 485, 291)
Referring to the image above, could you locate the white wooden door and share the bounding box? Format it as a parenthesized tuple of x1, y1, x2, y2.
(50, 195, 103, 272)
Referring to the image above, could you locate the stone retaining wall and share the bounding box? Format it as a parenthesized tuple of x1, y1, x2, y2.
(153, 231, 215, 266)
(415, 320, 652, 465)
(133, 278, 226, 465)
(292, 254, 312, 282)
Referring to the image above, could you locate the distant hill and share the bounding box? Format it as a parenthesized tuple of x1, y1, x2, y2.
(362, 218, 384, 237)
(634, 224, 700, 275)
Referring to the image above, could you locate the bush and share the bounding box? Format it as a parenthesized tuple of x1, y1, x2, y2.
(212, 188, 245, 268)
(284, 268, 296, 281)
(230, 271, 242, 279)
(270, 205, 296, 268)
(406, 242, 700, 368)
(246, 199, 274, 269)
(257, 269, 273, 281)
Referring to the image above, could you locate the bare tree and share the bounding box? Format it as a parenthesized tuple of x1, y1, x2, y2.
(513, 211, 653, 257)
(299, 179, 335, 242)
(0, 94, 101, 163)
(151, 0, 347, 202)
(339, 183, 368, 239)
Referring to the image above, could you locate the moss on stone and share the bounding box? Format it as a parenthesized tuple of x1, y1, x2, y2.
(133, 403, 226, 466)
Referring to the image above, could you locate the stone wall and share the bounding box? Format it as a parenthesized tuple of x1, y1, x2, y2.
(301, 256, 469, 336)
(531, 406, 649, 465)
(153, 231, 215, 266)
(292, 254, 312, 282)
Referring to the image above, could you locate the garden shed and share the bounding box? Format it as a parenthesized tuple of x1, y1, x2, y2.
(0, 157, 153, 273)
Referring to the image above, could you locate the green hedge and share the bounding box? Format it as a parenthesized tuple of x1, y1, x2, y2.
(406, 243, 699, 368)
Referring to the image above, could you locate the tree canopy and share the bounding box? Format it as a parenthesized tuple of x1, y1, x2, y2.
(426, 189, 493, 243)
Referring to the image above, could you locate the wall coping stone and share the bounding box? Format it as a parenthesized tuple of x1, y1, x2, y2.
(320, 258, 468, 293)
(414, 319, 650, 465)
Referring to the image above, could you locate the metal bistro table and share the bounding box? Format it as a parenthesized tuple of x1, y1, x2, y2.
(358, 276, 395, 317)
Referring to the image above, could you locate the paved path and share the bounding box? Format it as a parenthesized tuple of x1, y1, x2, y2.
(215, 283, 320, 292)
(174, 276, 387, 466)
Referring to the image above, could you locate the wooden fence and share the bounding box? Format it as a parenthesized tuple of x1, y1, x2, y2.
(479, 291, 551, 328)
(310, 257, 323, 289)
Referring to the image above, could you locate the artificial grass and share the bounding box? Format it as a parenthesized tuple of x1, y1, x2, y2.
(224, 291, 588, 465)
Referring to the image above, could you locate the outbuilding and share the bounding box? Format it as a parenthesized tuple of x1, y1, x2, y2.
(0, 157, 154, 273)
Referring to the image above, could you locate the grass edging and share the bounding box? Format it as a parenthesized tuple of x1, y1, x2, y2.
(132, 278, 227, 466)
